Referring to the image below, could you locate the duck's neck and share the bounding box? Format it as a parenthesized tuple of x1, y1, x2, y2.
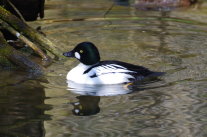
(78, 61, 100, 67)
(77, 63, 92, 69)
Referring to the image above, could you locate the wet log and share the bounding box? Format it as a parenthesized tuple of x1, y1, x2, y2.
(0, 6, 61, 60)
(0, 31, 42, 74)
(0, 19, 50, 60)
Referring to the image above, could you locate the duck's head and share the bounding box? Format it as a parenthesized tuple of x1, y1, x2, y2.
(63, 42, 100, 65)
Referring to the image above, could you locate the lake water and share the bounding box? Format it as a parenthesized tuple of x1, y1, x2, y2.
(0, 0, 207, 137)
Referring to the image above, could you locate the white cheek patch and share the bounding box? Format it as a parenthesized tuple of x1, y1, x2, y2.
(75, 52, 81, 59)
(74, 109, 79, 114)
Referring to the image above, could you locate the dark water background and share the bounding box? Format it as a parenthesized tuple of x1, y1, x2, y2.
(0, 0, 207, 136)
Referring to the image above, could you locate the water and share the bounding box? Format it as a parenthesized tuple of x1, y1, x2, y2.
(1, 0, 207, 136)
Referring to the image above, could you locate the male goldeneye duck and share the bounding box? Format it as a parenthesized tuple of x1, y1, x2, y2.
(63, 42, 164, 85)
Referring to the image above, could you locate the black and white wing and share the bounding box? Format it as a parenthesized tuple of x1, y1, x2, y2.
(83, 60, 154, 80)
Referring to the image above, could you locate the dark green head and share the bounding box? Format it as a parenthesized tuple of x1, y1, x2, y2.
(63, 42, 100, 65)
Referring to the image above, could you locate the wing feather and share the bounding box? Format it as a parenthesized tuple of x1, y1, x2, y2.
(83, 60, 154, 79)
(85, 63, 136, 78)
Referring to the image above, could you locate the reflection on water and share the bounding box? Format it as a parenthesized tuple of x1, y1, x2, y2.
(68, 79, 165, 117)
(68, 81, 133, 116)
(42, 0, 207, 135)
(71, 96, 100, 116)
(0, 71, 51, 137)
(67, 81, 132, 96)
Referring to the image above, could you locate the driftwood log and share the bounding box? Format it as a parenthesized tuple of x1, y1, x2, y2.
(0, 5, 63, 73)
(0, 19, 50, 60)
(0, 6, 61, 60)
(0, 31, 42, 74)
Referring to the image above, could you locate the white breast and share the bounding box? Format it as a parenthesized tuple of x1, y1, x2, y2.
(67, 63, 91, 84)
(66, 63, 135, 84)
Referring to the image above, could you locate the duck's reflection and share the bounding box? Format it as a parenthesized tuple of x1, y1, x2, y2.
(67, 81, 133, 96)
(71, 96, 100, 116)
(67, 81, 133, 116)
(67, 79, 166, 116)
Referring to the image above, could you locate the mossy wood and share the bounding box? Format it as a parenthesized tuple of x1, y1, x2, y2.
(0, 6, 61, 59)
(0, 31, 42, 74)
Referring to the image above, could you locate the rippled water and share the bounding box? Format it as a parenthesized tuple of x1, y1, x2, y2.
(1, 0, 207, 137)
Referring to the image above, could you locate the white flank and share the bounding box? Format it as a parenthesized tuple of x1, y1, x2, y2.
(66, 63, 135, 84)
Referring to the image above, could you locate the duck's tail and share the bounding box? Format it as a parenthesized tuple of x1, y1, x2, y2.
(149, 71, 165, 77)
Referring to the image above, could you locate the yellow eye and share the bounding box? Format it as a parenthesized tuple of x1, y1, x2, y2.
(80, 50, 83, 53)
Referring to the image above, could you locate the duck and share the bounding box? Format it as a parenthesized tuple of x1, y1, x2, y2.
(63, 42, 164, 85)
